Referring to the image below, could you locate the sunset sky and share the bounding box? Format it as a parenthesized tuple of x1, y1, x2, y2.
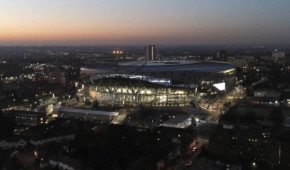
(1, 0, 290, 45)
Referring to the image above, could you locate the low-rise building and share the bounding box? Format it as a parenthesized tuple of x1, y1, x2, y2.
(272, 50, 286, 64)
(28, 120, 76, 146)
(209, 126, 290, 168)
(3, 110, 46, 126)
(253, 89, 281, 104)
(53, 108, 119, 123)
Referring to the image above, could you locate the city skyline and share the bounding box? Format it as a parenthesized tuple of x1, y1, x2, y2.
(1, 0, 290, 46)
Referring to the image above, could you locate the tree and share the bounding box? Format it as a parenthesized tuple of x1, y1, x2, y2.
(242, 111, 257, 125)
(0, 110, 15, 138)
(269, 107, 283, 127)
(92, 100, 99, 109)
(190, 101, 196, 108)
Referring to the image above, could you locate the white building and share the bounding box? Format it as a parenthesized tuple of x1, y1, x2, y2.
(161, 115, 192, 128)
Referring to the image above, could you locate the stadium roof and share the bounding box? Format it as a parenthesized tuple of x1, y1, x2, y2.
(82, 60, 235, 74)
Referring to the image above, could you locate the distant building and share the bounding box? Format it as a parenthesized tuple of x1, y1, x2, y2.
(261, 56, 273, 62)
(242, 55, 255, 62)
(48, 71, 67, 86)
(145, 45, 156, 61)
(253, 89, 281, 98)
(227, 57, 248, 67)
(227, 55, 255, 67)
(216, 50, 228, 62)
(210, 126, 290, 169)
(253, 89, 281, 105)
(272, 50, 285, 63)
(285, 54, 290, 65)
(29, 121, 76, 146)
(3, 110, 46, 126)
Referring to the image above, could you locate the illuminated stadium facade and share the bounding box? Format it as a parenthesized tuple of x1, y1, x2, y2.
(80, 61, 236, 106)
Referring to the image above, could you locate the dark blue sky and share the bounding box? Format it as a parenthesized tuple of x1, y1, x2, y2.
(1, 0, 290, 45)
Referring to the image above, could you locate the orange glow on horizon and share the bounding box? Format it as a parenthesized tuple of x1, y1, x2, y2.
(0, 15, 204, 44)
(0, 26, 191, 44)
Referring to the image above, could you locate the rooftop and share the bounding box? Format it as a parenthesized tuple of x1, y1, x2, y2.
(81, 60, 235, 73)
(3, 110, 46, 116)
(118, 60, 201, 66)
(56, 108, 119, 117)
(162, 115, 192, 128)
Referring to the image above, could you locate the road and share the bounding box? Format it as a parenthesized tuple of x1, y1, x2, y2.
(169, 139, 204, 170)
(197, 86, 246, 121)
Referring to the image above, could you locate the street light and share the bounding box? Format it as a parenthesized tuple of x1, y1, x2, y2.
(252, 162, 257, 169)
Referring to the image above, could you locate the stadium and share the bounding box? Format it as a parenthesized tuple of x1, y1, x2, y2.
(80, 61, 236, 106)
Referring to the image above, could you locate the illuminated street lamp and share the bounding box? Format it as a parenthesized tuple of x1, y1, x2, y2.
(112, 50, 123, 60)
(252, 162, 257, 169)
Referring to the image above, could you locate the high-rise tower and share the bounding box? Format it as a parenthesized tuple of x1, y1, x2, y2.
(145, 45, 156, 61)
(216, 50, 228, 62)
